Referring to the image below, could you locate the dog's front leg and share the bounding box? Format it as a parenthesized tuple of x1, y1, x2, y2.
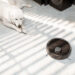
(17, 3, 32, 9)
(8, 0, 32, 9)
(16, 0, 32, 9)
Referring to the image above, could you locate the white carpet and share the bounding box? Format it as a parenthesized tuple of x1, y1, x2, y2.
(0, 0, 75, 75)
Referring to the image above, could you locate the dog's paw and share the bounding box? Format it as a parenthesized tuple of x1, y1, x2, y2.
(20, 4, 32, 9)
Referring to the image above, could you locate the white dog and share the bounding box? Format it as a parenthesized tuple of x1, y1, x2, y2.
(0, 0, 31, 32)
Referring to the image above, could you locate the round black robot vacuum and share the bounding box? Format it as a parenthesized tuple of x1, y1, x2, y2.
(46, 38, 71, 60)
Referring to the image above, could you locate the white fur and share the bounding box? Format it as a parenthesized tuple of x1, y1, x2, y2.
(0, 0, 31, 32)
(8, 0, 32, 8)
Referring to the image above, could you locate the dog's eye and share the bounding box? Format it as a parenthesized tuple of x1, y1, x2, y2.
(20, 18, 22, 20)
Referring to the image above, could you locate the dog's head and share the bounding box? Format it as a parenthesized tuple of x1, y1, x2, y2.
(10, 6, 24, 28)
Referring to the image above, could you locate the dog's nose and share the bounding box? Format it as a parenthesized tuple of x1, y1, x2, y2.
(18, 25, 21, 28)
